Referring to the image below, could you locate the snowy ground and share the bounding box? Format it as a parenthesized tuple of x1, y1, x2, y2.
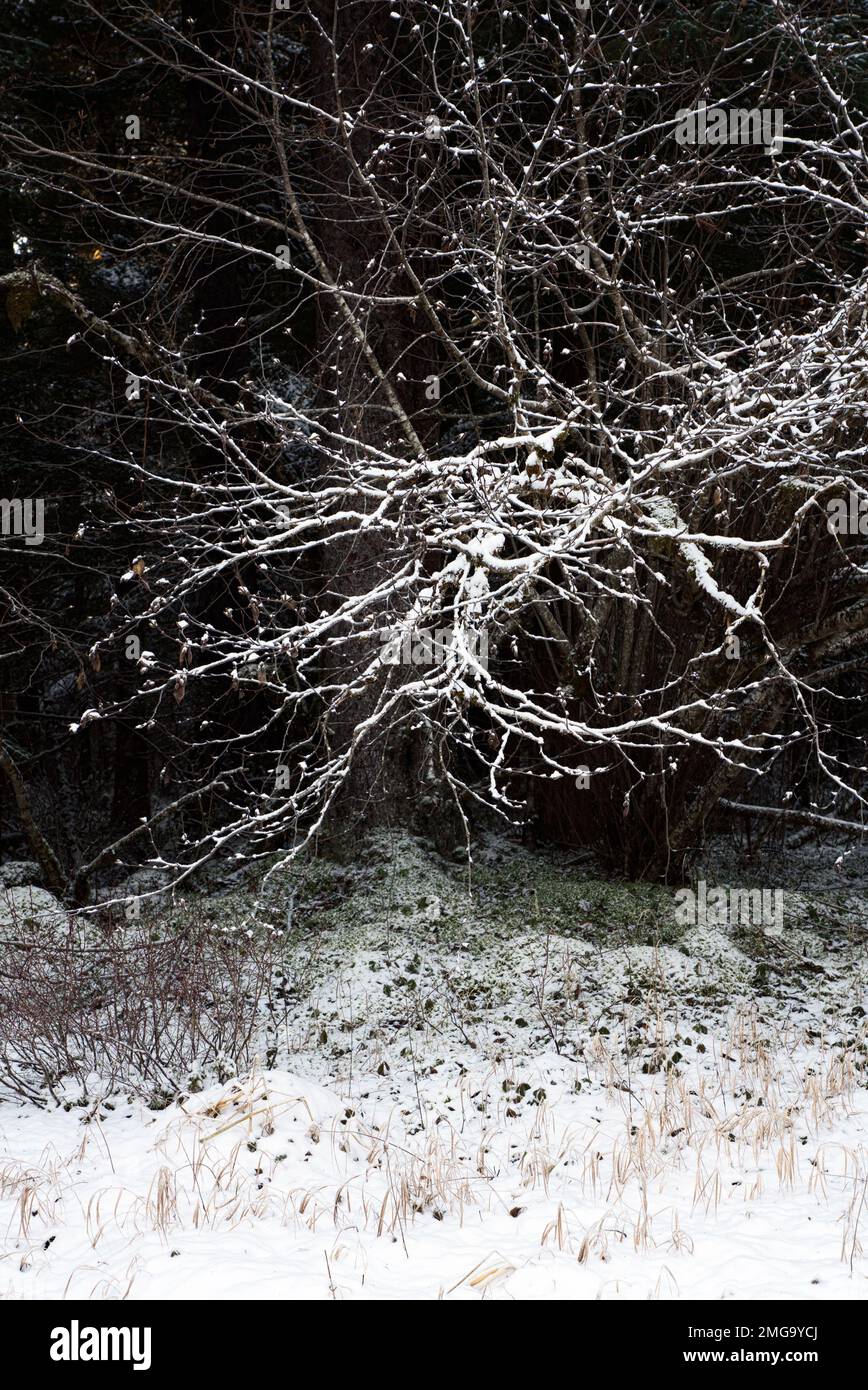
(2, 1034, 867, 1300)
(2, 835, 868, 1300)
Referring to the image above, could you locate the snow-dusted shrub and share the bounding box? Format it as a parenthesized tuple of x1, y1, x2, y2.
(0, 905, 284, 1105)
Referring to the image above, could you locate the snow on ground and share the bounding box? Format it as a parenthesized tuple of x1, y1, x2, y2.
(2, 834, 868, 1300)
(2, 1024, 867, 1300)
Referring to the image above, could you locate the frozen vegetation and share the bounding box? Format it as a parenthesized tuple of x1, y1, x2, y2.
(2, 834, 868, 1300)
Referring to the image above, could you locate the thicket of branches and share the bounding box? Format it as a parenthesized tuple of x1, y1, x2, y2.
(2, 0, 868, 891)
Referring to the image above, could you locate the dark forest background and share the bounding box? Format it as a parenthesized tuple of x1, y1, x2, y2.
(2, 0, 868, 900)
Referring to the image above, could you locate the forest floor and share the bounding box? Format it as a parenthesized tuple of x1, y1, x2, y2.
(2, 832, 868, 1300)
